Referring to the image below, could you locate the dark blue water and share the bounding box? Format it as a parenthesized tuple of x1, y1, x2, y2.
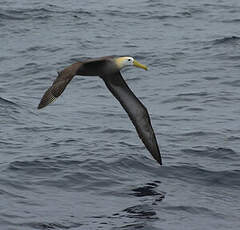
(1, 0, 240, 229)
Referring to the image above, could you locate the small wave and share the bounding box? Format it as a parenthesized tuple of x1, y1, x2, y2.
(203, 3, 237, 10)
(176, 92, 208, 97)
(212, 36, 240, 45)
(172, 105, 187, 110)
(180, 131, 213, 137)
(162, 205, 224, 218)
(185, 107, 204, 112)
(72, 9, 94, 17)
(222, 19, 240, 23)
(4, 7, 54, 14)
(131, 182, 164, 200)
(147, 15, 182, 20)
(23, 221, 82, 230)
(0, 97, 17, 106)
(113, 223, 160, 230)
(0, 7, 58, 21)
(102, 128, 132, 134)
(161, 165, 240, 188)
(102, 9, 182, 21)
(1, 7, 94, 20)
(15, 126, 72, 133)
(220, 79, 240, 87)
(25, 45, 45, 52)
(0, 188, 26, 199)
(86, 84, 104, 90)
(123, 204, 157, 219)
(146, 1, 175, 9)
(0, 13, 24, 20)
(179, 11, 192, 17)
(203, 76, 219, 81)
(227, 135, 240, 141)
(8, 160, 63, 174)
(6, 156, 155, 191)
(182, 146, 238, 160)
(162, 96, 195, 104)
(126, 76, 141, 82)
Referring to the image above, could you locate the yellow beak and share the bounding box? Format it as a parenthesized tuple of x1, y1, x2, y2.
(133, 60, 148, 70)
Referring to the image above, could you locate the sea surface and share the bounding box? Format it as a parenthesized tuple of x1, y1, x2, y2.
(1, 0, 240, 229)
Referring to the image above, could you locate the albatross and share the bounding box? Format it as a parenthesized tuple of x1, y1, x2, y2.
(38, 56, 162, 165)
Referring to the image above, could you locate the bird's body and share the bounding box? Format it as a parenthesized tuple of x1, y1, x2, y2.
(38, 56, 162, 165)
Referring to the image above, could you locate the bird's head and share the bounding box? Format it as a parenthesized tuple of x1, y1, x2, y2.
(115, 57, 148, 71)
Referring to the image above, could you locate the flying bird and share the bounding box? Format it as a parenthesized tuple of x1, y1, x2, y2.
(38, 56, 162, 165)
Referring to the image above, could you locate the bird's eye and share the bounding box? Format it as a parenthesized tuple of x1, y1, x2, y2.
(128, 59, 131, 61)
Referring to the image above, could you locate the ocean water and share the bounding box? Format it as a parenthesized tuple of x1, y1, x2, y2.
(1, 0, 240, 229)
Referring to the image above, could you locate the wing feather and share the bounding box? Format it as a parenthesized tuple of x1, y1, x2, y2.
(38, 57, 115, 109)
(101, 72, 162, 165)
(38, 62, 82, 109)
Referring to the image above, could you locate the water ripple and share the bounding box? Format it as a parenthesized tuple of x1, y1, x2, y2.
(1, 0, 240, 229)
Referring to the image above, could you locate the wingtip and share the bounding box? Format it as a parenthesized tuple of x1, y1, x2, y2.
(37, 87, 57, 110)
(37, 99, 47, 109)
(156, 157, 162, 165)
(37, 104, 44, 110)
(158, 159, 162, 165)
(151, 148, 162, 165)
(37, 100, 51, 109)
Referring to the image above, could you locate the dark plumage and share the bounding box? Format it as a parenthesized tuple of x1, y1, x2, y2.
(38, 56, 162, 165)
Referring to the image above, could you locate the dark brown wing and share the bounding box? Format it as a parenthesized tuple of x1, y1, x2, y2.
(38, 62, 82, 109)
(38, 56, 115, 109)
(101, 72, 162, 165)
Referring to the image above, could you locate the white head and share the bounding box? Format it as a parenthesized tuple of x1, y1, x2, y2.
(115, 56, 148, 70)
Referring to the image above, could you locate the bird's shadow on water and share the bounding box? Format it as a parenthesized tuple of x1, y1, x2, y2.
(130, 181, 165, 200)
(109, 181, 165, 230)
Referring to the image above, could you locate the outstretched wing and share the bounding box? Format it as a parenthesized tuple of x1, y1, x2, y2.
(38, 62, 82, 109)
(38, 56, 115, 109)
(101, 72, 162, 165)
